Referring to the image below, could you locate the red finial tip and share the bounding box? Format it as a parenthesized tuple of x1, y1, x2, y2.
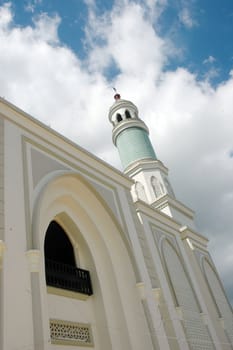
(114, 93, 121, 100)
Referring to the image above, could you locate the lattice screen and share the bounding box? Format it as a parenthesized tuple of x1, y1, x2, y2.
(50, 319, 93, 346)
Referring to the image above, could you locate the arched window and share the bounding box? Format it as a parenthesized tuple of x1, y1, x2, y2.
(116, 113, 122, 122)
(44, 221, 76, 266)
(44, 220, 93, 295)
(135, 181, 147, 202)
(125, 110, 131, 119)
(151, 176, 163, 198)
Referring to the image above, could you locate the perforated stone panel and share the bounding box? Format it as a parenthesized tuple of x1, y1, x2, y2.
(163, 240, 214, 350)
(50, 319, 93, 346)
(203, 260, 233, 345)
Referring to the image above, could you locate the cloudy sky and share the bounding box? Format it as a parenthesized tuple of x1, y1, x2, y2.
(0, 0, 232, 305)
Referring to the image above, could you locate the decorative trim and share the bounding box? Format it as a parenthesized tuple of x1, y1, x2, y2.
(112, 119, 149, 145)
(47, 286, 89, 301)
(200, 312, 208, 325)
(0, 240, 5, 257)
(25, 249, 41, 272)
(125, 159, 168, 177)
(109, 98, 139, 123)
(0, 98, 132, 190)
(0, 240, 6, 269)
(180, 226, 209, 248)
(50, 319, 93, 347)
(153, 195, 194, 219)
(152, 287, 161, 304)
(175, 306, 183, 320)
(219, 317, 225, 329)
(136, 282, 146, 300)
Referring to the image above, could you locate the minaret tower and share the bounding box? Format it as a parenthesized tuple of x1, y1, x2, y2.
(109, 93, 195, 228)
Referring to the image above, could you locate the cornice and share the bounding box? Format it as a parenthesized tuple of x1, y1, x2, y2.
(152, 194, 194, 219)
(180, 225, 209, 248)
(0, 97, 133, 189)
(125, 159, 168, 176)
(112, 118, 149, 145)
(135, 199, 182, 230)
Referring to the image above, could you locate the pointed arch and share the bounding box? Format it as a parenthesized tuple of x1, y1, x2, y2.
(44, 220, 76, 266)
(31, 172, 152, 350)
(151, 176, 163, 198)
(203, 258, 233, 345)
(125, 110, 131, 119)
(116, 113, 122, 122)
(135, 181, 147, 202)
(161, 238, 214, 349)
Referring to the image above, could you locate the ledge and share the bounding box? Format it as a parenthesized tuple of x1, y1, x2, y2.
(125, 159, 168, 177)
(0, 240, 6, 269)
(152, 194, 194, 220)
(26, 249, 41, 272)
(47, 286, 90, 301)
(180, 226, 209, 248)
(0, 240, 6, 257)
(136, 282, 146, 300)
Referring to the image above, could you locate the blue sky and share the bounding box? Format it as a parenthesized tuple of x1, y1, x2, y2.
(0, 0, 233, 307)
(6, 0, 233, 84)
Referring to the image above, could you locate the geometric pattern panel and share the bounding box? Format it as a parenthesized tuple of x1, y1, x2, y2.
(203, 259, 233, 345)
(50, 319, 93, 346)
(163, 240, 215, 350)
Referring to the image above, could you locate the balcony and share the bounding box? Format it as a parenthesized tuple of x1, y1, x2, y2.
(45, 259, 93, 296)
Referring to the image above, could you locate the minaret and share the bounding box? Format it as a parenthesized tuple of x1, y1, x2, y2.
(109, 94, 195, 228)
(109, 93, 157, 169)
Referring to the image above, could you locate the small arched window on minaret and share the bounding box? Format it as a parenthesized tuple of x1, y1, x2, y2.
(125, 110, 131, 119)
(135, 181, 148, 202)
(116, 113, 122, 122)
(151, 176, 164, 198)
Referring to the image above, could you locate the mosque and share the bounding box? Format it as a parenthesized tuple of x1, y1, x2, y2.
(0, 93, 232, 350)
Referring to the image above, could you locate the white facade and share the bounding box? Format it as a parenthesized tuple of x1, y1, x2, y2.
(0, 97, 232, 350)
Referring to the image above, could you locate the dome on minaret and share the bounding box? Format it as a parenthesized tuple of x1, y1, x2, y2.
(109, 93, 139, 126)
(108, 94, 157, 170)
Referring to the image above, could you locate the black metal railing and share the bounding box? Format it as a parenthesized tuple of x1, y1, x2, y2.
(45, 259, 93, 296)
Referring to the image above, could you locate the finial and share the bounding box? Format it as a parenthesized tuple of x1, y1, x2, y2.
(112, 87, 121, 101)
(114, 93, 121, 100)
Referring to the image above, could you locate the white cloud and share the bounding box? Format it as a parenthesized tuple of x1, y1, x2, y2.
(85, 1, 171, 82)
(24, 0, 42, 13)
(203, 55, 216, 64)
(178, 7, 197, 28)
(0, 2, 12, 28)
(0, 1, 232, 305)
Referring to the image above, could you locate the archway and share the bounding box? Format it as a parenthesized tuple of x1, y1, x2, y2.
(31, 172, 152, 350)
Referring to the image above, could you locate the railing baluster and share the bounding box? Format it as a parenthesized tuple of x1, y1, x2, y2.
(45, 259, 93, 295)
